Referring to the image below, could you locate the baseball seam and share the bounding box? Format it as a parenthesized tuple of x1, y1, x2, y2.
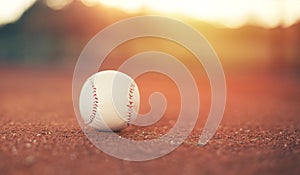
(87, 79, 99, 125)
(126, 82, 135, 124)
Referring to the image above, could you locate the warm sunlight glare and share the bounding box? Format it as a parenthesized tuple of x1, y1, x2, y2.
(83, 0, 300, 28)
(46, 0, 73, 10)
(0, 0, 35, 25)
(0, 0, 300, 28)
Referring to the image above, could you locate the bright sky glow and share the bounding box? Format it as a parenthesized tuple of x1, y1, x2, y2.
(0, 0, 300, 28)
(82, 0, 300, 28)
(0, 0, 36, 25)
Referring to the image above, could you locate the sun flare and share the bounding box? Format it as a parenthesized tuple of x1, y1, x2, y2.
(0, 0, 300, 28)
(0, 0, 36, 25)
(82, 0, 300, 28)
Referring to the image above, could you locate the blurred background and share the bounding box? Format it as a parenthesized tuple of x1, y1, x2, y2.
(0, 2, 300, 174)
(0, 0, 299, 73)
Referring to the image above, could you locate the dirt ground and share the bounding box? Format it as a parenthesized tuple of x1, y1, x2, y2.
(0, 66, 299, 175)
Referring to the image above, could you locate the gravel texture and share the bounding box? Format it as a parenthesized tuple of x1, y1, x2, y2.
(0, 67, 299, 175)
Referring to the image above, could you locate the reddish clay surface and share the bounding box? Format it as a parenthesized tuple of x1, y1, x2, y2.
(0, 67, 299, 175)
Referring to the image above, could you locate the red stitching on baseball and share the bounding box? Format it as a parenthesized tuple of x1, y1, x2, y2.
(127, 82, 135, 123)
(87, 79, 99, 124)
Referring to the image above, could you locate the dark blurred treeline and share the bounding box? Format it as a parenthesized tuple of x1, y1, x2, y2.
(0, 0, 299, 72)
(0, 0, 130, 64)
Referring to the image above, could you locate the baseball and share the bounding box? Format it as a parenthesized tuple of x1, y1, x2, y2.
(79, 70, 140, 131)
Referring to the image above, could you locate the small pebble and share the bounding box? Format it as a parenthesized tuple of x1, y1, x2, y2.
(169, 120, 175, 125)
(43, 138, 47, 143)
(25, 143, 32, 148)
(170, 140, 175, 145)
(216, 149, 222, 156)
(12, 146, 17, 155)
(70, 153, 77, 160)
(170, 140, 180, 146)
(24, 156, 35, 166)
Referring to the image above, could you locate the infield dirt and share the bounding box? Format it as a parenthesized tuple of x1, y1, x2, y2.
(0, 67, 299, 175)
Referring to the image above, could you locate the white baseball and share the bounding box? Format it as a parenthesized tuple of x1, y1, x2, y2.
(79, 70, 140, 131)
